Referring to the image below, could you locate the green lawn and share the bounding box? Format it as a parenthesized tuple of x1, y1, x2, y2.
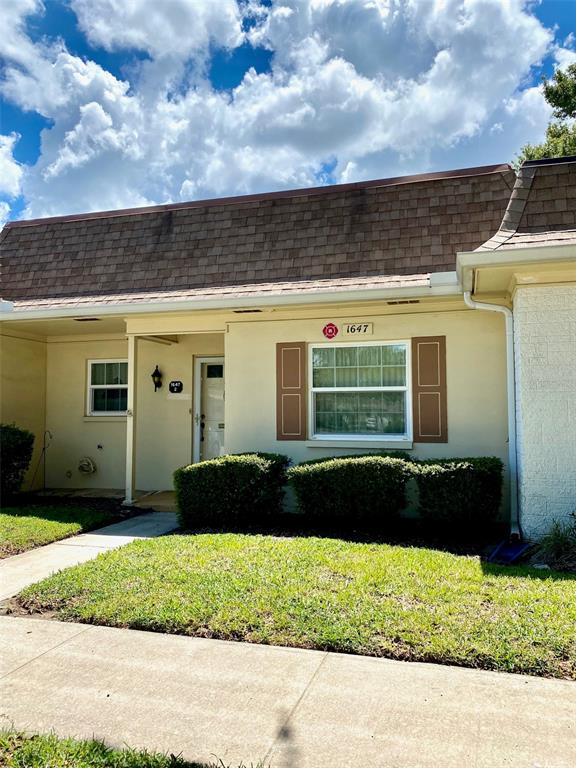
(0, 506, 114, 558)
(0, 731, 260, 768)
(17, 533, 576, 679)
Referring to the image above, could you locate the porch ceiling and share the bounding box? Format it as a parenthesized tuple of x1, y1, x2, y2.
(474, 260, 576, 296)
(457, 243, 576, 295)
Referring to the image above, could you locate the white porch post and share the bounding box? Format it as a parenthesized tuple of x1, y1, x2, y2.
(123, 334, 138, 505)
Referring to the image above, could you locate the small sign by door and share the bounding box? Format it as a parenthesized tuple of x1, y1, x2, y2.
(169, 381, 183, 393)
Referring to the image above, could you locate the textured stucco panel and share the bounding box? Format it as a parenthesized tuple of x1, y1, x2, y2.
(514, 285, 576, 539)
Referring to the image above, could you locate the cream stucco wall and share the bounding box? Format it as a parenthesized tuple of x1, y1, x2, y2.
(0, 332, 47, 491)
(45, 338, 128, 489)
(3, 303, 509, 502)
(225, 309, 509, 474)
(135, 333, 224, 490)
(514, 284, 576, 539)
(41, 333, 224, 492)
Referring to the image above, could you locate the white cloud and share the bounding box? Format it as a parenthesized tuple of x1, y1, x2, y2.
(0, 0, 44, 66)
(554, 46, 576, 71)
(70, 0, 243, 60)
(0, 0, 562, 220)
(0, 134, 23, 198)
(553, 30, 576, 70)
(0, 202, 11, 229)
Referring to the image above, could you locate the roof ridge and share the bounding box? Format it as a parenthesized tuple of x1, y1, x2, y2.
(3, 163, 512, 230)
(476, 165, 535, 251)
(521, 154, 576, 167)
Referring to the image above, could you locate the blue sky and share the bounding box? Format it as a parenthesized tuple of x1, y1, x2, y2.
(1, 0, 575, 224)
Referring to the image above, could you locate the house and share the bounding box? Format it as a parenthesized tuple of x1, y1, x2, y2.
(1, 157, 575, 539)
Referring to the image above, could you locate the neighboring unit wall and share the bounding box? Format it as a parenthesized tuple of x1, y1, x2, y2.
(514, 284, 576, 539)
(43, 332, 225, 492)
(0, 332, 47, 490)
(45, 338, 128, 489)
(225, 308, 509, 474)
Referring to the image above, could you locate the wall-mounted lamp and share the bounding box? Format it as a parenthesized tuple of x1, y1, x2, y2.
(151, 365, 163, 392)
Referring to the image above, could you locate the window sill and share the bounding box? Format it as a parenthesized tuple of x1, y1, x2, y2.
(305, 439, 413, 450)
(83, 416, 127, 423)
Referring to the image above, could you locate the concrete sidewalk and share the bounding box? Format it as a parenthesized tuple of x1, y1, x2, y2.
(1, 616, 574, 768)
(0, 512, 178, 600)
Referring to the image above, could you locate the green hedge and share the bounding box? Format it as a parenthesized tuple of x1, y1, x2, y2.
(246, 451, 291, 512)
(288, 455, 412, 525)
(297, 450, 412, 467)
(0, 423, 35, 500)
(413, 457, 503, 527)
(174, 452, 290, 528)
(174, 451, 504, 532)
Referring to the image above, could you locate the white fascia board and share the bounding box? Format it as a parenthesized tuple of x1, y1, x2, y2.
(457, 243, 576, 291)
(0, 277, 462, 322)
(429, 271, 459, 287)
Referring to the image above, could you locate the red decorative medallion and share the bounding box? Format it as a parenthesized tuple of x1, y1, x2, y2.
(322, 322, 339, 339)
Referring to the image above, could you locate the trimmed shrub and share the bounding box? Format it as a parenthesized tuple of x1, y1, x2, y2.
(298, 450, 412, 467)
(240, 451, 291, 513)
(288, 455, 412, 525)
(0, 423, 35, 501)
(413, 457, 503, 527)
(174, 452, 290, 528)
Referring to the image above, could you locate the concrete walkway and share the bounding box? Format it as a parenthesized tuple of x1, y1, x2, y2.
(0, 512, 178, 600)
(0, 616, 574, 768)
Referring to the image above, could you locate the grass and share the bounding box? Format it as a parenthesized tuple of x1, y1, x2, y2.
(16, 533, 576, 679)
(0, 730, 262, 767)
(0, 505, 114, 558)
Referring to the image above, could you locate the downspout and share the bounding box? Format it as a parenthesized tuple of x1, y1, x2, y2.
(463, 290, 521, 540)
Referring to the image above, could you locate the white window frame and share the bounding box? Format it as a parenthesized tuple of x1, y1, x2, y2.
(308, 340, 412, 442)
(86, 359, 129, 417)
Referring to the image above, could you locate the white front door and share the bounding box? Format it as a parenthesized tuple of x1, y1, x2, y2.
(193, 357, 225, 462)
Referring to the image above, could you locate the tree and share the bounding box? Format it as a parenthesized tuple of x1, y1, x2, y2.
(517, 63, 576, 166)
(544, 63, 576, 120)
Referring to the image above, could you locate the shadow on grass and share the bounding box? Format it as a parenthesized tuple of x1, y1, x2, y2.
(1, 506, 109, 524)
(178, 515, 576, 579)
(480, 559, 576, 582)
(2, 493, 144, 524)
(0, 730, 267, 768)
(179, 512, 509, 558)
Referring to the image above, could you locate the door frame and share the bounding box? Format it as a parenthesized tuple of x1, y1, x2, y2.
(193, 356, 225, 463)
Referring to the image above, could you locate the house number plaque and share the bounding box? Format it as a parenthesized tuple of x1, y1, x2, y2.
(342, 322, 373, 336)
(322, 322, 374, 339)
(169, 381, 183, 393)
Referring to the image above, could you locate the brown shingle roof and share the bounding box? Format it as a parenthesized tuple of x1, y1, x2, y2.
(477, 157, 576, 251)
(1, 164, 514, 307)
(8, 274, 432, 312)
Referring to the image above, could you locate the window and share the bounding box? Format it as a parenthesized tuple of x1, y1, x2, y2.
(87, 360, 128, 416)
(310, 342, 411, 440)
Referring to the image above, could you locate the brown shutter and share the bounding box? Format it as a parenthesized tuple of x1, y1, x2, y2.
(276, 342, 307, 440)
(412, 336, 447, 443)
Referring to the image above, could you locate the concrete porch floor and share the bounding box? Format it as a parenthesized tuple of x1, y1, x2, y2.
(133, 491, 177, 512)
(35, 489, 178, 512)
